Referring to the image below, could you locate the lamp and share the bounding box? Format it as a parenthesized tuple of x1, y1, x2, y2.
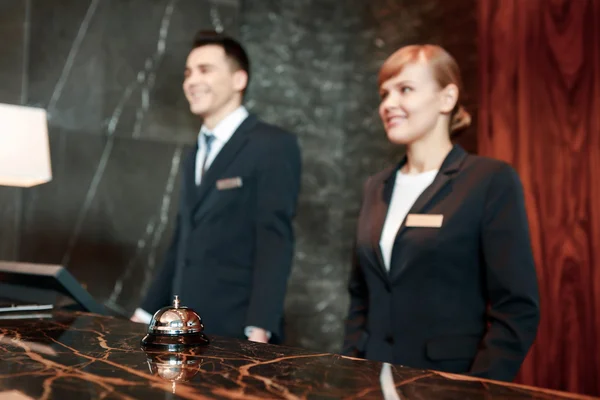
(0, 102, 52, 187)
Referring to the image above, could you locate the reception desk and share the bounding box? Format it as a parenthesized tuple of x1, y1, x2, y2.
(0, 311, 594, 399)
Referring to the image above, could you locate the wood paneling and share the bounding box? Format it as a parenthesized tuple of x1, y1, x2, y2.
(478, 0, 600, 395)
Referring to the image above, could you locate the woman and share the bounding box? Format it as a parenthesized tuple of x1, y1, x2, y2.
(342, 44, 540, 382)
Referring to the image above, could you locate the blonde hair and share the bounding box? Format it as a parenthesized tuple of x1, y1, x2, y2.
(378, 44, 471, 136)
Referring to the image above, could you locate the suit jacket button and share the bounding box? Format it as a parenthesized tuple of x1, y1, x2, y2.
(385, 335, 394, 345)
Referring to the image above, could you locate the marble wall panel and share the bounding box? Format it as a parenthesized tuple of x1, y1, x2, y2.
(0, 0, 477, 351)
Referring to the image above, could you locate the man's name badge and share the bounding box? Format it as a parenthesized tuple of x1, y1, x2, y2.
(216, 177, 243, 190)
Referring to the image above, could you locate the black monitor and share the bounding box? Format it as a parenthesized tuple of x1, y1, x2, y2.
(0, 261, 107, 315)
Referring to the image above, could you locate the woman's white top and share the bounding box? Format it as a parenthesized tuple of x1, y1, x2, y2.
(379, 169, 439, 271)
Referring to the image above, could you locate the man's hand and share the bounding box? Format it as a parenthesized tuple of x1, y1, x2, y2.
(130, 315, 146, 324)
(130, 308, 152, 324)
(248, 327, 269, 343)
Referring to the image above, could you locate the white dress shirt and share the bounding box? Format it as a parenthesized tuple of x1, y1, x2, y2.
(195, 106, 249, 185)
(379, 169, 438, 270)
(134, 106, 268, 339)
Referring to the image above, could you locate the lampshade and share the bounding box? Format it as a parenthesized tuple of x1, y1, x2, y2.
(0, 103, 52, 187)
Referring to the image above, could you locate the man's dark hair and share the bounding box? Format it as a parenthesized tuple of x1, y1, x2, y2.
(192, 30, 250, 91)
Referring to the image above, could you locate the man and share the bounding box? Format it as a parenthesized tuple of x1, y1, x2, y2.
(131, 31, 302, 344)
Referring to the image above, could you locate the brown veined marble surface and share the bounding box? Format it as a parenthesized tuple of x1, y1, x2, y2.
(0, 311, 596, 400)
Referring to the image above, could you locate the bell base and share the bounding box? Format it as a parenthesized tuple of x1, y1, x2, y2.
(141, 332, 210, 351)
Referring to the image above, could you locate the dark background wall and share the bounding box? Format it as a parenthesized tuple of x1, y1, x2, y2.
(0, 0, 239, 315)
(239, 0, 478, 352)
(0, 0, 478, 351)
(0, 0, 478, 348)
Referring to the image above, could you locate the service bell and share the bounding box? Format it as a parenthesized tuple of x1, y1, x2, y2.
(141, 295, 209, 351)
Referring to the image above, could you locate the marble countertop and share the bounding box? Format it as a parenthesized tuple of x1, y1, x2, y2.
(0, 311, 595, 399)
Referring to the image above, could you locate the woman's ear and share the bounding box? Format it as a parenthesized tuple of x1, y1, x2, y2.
(440, 83, 459, 113)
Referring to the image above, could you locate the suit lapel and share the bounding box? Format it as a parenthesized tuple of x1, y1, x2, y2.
(182, 146, 198, 210)
(190, 115, 258, 218)
(389, 144, 468, 281)
(369, 166, 397, 281)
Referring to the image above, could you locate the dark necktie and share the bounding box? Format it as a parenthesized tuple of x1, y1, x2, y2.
(200, 132, 215, 180)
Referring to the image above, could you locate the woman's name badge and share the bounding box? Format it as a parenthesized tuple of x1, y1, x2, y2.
(405, 214, 443, 228)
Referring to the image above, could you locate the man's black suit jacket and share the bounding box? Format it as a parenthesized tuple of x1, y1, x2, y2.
(141, 114, 301, 343)
(343, 145, 540, 382)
